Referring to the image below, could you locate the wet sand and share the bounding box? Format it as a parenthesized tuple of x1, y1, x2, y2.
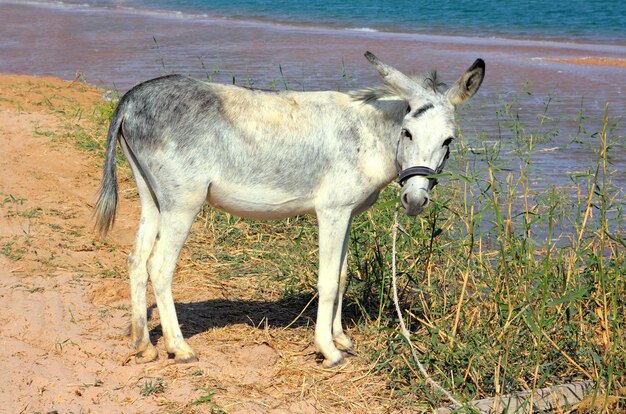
(0, 1, 624, 191)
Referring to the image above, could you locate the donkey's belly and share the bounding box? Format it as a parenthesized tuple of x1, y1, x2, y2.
(207, 182, 315, 220)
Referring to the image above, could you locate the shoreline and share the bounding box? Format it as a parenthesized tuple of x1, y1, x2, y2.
(3, 0, 626, 49)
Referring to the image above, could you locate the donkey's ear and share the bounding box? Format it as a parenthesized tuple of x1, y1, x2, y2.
(447, 58, 485, 107)
(364, 51, 416, 98)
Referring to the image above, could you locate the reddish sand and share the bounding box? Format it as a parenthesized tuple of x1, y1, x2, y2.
(544, 57, 626, 67)
(0, 74, 162, 413)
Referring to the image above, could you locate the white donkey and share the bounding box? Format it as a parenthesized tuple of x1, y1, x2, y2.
(96, 52, 485, 367)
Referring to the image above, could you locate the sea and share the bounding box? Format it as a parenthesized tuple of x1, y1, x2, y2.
(10, 0, 626, 43)
(0, 0, 624, 237)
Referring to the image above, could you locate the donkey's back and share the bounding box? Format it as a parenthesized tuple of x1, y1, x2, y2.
(119, 74, 359, 155)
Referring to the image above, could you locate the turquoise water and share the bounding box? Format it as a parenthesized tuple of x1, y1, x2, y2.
(51, 0, 626, 42)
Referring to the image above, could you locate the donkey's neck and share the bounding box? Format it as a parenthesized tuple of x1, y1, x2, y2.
(355, 98, 405, 187)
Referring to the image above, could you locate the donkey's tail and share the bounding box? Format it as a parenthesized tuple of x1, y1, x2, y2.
(95, 104, 124, 238)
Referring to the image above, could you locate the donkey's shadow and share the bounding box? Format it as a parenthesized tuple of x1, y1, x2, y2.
(147, 293, 351, 342)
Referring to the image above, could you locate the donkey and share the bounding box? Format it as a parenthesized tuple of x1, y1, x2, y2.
(95, 52, 485, 368)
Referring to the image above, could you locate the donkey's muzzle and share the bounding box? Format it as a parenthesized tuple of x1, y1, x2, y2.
(400, 182, 430, 216)
(398, 166, 437, 215)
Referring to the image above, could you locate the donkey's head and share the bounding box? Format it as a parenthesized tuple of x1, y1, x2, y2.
(365, 52, 485, 215)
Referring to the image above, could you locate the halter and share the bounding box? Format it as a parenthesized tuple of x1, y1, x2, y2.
(397, 146, 450, 190)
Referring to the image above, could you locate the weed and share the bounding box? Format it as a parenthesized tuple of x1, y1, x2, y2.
(33, 126, 56, 137)
(278, 64, 289, 90)
(98, 269, 119, 278)
(1, 195, 26, 206)
(152, 35, 168, 76)
(191, 388, 225, 412)
(140, 377, 166, 397)
(198, 57, 221, 82)
(67, 229, 82, 237)
(20, 207, 42, 219)
(340, 57, 353, 91)
(1, 242, 26, 260)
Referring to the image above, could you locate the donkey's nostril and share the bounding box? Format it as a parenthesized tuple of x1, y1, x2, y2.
(402, 193, 409, 206)
(422, 197, 429, 207)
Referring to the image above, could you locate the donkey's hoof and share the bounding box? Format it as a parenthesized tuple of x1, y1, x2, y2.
(333, 333, 353, 351)
(175, 353, 199, 364)
(135, 344, 159, 364)
(322, 352, 345, 368)
(172, 345, 198, 364)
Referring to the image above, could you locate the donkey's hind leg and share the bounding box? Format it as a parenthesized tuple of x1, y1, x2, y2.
(128, 174, 160, 363)
(147, 201, 204, 363)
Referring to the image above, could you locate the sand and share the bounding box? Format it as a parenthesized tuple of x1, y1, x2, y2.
(545, 57, 626, 67)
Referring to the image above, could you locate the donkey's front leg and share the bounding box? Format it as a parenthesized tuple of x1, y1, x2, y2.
(316, 209, 351, 368)
(332, 246, 353, 351)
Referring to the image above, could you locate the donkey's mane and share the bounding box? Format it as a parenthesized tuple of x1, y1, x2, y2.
(350, 71, 447, 104)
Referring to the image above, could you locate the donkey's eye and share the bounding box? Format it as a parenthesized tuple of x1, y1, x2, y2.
(443, 137, 454, 147)
(406, 105, 411, 114)
(401, 129, 413, 140)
